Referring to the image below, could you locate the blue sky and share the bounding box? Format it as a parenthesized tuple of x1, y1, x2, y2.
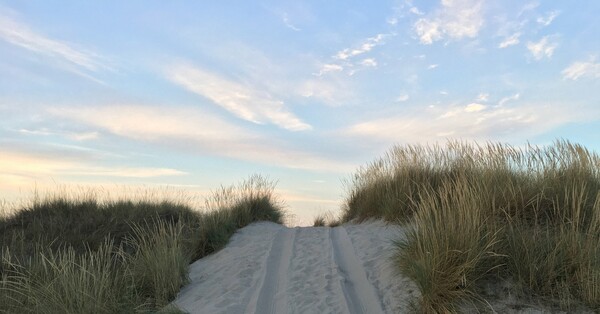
(1, 1, 599, 225)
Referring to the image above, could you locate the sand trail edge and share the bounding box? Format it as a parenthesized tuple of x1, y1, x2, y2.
(330, 226, 386, 314)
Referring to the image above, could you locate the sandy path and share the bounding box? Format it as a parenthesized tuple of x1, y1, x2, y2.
(172, 221, 417, 314)
(330, 227, 385, 314)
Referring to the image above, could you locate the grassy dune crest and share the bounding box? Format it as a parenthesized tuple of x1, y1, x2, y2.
(342, 140, 600, 312)
(0, 175, 284, 313)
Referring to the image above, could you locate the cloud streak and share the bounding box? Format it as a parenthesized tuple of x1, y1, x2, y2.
(0, 10, 110, 75)
(50, 104, 352, 172)
(537, 11, 560, 26)
(414, 0, 484, 44)
(345, 100, 591, 144)
(333, 34, 386, 61)
(282, 13, 301, 31)
(168, 64, 311, 131)
(315, 33, 387, 77)
(562, 60, 600, 80)
(0, 150, 186, 190)
(498, 32, 521, 48)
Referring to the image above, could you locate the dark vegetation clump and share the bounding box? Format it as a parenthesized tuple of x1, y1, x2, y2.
(0, 175, 284, 313)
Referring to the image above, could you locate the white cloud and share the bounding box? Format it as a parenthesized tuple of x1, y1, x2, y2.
(498, 32, 521, 48)
(396, 94, 410, 102)
(387, 17, 398, 25)
(282, 13, 301, 31)
(527, 36, 558, 60)
(50, 105, 351, 172)
(562, 61, 600, 80)
(334, 34, 386, 60)
(345, 101, 591, 143)
(50, 104, 254, 143)
(518, 1, 540, 17)
(69, 131, 100, 141)
(464, 103, 486, 112)
(18, 128, 99, 141)
(298, 78, 354, 106)
(360, 58, 377, 67)
(414, 19, 443, 44)
(428, 64, 439, 69)
(0, 11, 110, 74)
(320, 34, 388, 77)
(537, 11, 560, 26)
(499, 93, 520, 106)
(72, 167, 186, 178)
(414, 0, 484, 45)
(0, 150, 185, 185)
(0, 148, 190, 202)
(476, 93, 489, 102)
(409, 7, 424, 15)
(168, 64, 311, 131)
(314, 63, 344, 76)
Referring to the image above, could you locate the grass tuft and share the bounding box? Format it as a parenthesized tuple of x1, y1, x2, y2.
(344, 140, 600, 312)
(312, 210, 341, 227)
(1, 175, 284, 313)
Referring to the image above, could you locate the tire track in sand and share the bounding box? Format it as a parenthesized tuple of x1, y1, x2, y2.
(331, 226, 385, 314)
(245, 228, 297, 314)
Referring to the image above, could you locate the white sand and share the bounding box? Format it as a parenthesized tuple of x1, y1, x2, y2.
(172, 221, 418, 314)
(172, 221, 596, 314)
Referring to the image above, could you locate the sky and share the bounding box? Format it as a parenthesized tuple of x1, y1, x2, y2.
(1, 0, 599, 225)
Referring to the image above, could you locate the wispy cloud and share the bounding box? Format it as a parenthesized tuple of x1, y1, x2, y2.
(50, 104, 351, 172)
(72, 167, 186, 178)
(313, 63, 343, 76)
(527, 36, 558, 60)
(537, 11, 560, 26)
(562, 60, 600, 80)
(49, 104, 254, 143)
(18, 128, 99, 141)
(498, 32, 521, 48)
(345, 100, 589, 143)
(334, 34, 386, 61)
(427, 64, 439, 70)
(476, 93, 489, 102)
(0, 9, 110, 77)
(464, 103, 486, 112)
(396, 94, 410, 102)
(414, 0, 484, 45)
(518, 1, 540, 17)
(282, 13, 301, 31)
(168, 64, 311, 131)
(498, 93, 520, 106)
(315, 33, 388, 77)
(386, 17, 398, 25)
(0, 149, 185, 190)
(409, 7, 425, 16)
(0, 148, 190, 204)
(359, 58, 377, 67)
(298, 78, 354, 106)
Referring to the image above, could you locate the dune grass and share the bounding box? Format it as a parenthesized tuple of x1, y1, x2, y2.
(313, 210, 341, 227)
(0, 175, 284, 314)
(342, 140, 600, 312)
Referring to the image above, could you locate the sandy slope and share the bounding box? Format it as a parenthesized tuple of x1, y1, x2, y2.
(172, 221, 418, 314)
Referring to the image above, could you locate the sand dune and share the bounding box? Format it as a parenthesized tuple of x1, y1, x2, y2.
(172, 221, 418, 313)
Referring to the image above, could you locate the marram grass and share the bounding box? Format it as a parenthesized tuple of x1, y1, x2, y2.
(0, 175, 284, 314)
(343, 140, 600, 312)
